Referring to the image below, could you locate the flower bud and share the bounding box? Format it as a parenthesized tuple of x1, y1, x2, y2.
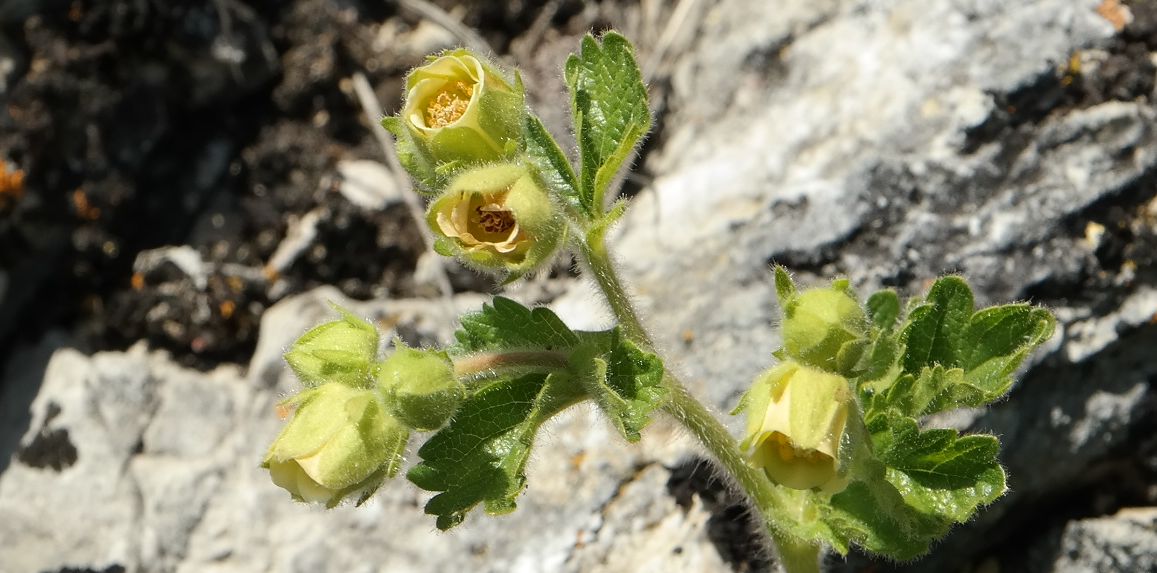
(377, 343, 464, 431)
(781, 283, 867, 374)
(427, 163, 563, 279)
(284, 307, 380, 388)
(388, 50, 525, 189)
(738, 361, 851, 492)
(264, 383, 409, 507)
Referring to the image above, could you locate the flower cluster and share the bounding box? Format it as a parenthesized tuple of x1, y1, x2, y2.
(263, 309, 464, 506)
(384, 50, 564, 279)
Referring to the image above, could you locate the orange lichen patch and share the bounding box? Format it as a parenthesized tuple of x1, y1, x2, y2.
(219, 300, 236, 319)
(1097, 0, 1131, 32)
(261, 265, 280, 283)
(71, 189, 102, 220)
(424, 81, 474, 128)
(681, 328, 695, 345)
(131, 272, 145, 291)
(0, 162, 25, 209)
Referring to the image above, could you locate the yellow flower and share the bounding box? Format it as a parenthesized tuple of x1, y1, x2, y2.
(263, 383, 408, 507)
(427, 163, 562, 278)
(739, 361, 851, 492)
(400, 50, 524, 168)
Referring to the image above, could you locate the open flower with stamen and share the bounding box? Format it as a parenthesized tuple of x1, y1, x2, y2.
(427, 163, 562, 278)
(738, 361, 851, 493)
(385, 49, 525, 190)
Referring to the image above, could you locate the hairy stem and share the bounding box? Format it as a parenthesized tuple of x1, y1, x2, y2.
(453, 350, 571, 382)
(578, 230, 815, 572)
(577, 232, 652, 346)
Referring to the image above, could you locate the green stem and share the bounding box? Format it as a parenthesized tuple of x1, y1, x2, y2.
(578, 229, 818, 572)
(577, 231, 652, 346)
(773, 535, 822, 573)
(453, 350, 571, 382)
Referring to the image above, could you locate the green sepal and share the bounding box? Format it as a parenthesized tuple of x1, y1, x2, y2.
(564, 31, 651, 214)
(283, 304, 379, 388)
(383, 116, 438, 193)
(407, 372, 584, 530)
(377, 342, 465, 431)
(773, 265, 797, 303)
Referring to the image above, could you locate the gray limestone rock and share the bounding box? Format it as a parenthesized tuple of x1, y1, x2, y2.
(2, 0, 1156, 572)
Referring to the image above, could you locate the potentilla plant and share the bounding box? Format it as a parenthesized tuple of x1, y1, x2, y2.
(262, 32, 1055, 572)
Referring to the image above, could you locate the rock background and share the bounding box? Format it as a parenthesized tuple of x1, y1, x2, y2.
(1, 0, 1156, 572)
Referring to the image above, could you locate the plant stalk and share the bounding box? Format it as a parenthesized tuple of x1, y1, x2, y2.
(579, 230, 818, 573)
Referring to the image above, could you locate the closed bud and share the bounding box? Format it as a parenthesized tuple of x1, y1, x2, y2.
(284, 307, 379, 388)
(386, 49, 525, 190)
(738, 361, 851, 493)
(427, 163, 563, 279)
(263, 383, 409, 507)
(781, 282, 867, 374)
(377, 343, 464, 431)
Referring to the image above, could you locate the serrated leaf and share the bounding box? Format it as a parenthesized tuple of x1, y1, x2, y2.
(408, 372, 583, 530)
(825, 480, 945, 561)
(857, 332, 900, 384)
(454, 297, 580, 353)
(960, 305, 1055, 399)
(576, 330, 666, 441)
(901, 277, 973, 373)
(565, 31, 650, 213)
(876, 417, 1006, 523)
(524, 114, 581, 211)
(880, 366, 974, 418)
(890, 281, 1054, 412)
(866, 289, 901, 331)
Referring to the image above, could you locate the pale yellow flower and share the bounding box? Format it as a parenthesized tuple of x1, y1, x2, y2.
(740, 361, 851, 492)
(426, 163, 561, 277)
(401, 51, 523, 164)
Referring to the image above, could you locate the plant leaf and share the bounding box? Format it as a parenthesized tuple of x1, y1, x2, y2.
(866, 289, 901, 331)
(524, 114, 581, 212)
(407, 372, 583, 529)
(575, 329, 666, 441)
(901, 276, 973, 374)
(825, 480, 946, 561)
(876, 417, 1006, 523)
(454, 297, 580, 353)
(565, 31, 650, 213)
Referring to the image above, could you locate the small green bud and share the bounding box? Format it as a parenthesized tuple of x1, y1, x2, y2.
(388, 49, 525, 189)
(377, 343, 464, 431)
(739, 361, 851, 493)
(284, 306, 380, 388)
(264, 383, 409, 507)
(781, 283, 868, 374)
(427, 162, 564, 279)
